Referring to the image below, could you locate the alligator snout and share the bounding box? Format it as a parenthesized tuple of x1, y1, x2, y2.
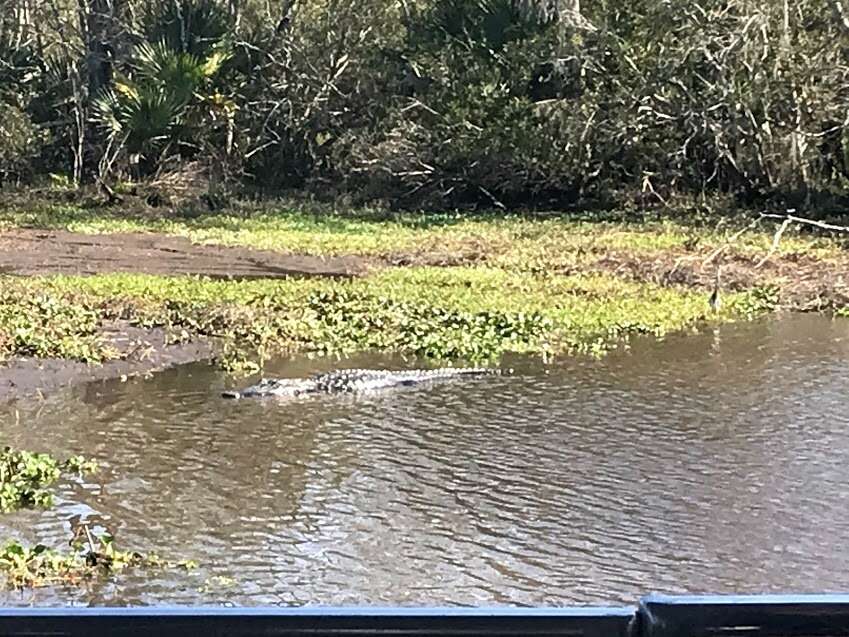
(221, 390, 242, 399)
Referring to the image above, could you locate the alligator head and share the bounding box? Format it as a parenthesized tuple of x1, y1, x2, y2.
(222, 377, 317, 399)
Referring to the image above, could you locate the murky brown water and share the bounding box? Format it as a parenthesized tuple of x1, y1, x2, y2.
(0, 314, 848, 607)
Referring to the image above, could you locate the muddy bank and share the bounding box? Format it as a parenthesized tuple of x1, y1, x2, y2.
(0, 228, 366, 279)
(2, 228, 846, 312)
(587, 249, 849, 311)
(0, 322, 213, 403)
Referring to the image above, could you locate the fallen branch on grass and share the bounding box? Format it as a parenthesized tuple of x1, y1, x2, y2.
(759, 212, 849, 233)
(703, 212, 849, 271)
(756, 212, 849, 269)
(754, 217, 793, 269)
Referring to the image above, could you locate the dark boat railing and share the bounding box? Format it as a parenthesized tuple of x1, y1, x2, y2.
(2, 594, 849, 637)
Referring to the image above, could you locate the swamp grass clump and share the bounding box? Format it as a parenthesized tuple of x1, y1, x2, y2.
(0, 289, 112, 363)
(0, 532, 196, 589)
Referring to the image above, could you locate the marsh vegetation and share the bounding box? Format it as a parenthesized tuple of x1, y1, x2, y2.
(3, 205, 845, 376)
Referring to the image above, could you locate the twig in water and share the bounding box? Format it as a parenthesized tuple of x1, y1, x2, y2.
(82, 523, 98, 555)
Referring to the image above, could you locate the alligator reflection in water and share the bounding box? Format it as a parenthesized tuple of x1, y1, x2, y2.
(0, 314, 848, 606)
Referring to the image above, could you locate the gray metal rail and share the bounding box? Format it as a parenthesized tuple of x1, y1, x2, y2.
(0, 594, 848, 636)
(641, 594, 849, 637)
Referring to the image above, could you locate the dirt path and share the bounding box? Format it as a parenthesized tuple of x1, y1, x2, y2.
(0, 228, 366, 278)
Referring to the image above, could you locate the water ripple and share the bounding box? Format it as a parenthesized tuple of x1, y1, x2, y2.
(0, 315, 847, 605)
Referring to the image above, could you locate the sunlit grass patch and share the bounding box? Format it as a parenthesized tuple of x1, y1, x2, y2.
(2, 204, 843, 267)
(0, 202, 839, 369)
(0, 288, 113, 363)
(5, 266, 739, 367)
(362, 266, 735, 355)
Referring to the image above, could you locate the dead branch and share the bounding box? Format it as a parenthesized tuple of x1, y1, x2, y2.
(479, 186, 506, 210)
(759, 212, 849, 233)
(755, 216, 792, 269)
(755, 212, 849, 268)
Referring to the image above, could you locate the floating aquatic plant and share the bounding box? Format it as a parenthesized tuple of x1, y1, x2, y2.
(0, 529, 196, 589)
(0, 446, 97, 513)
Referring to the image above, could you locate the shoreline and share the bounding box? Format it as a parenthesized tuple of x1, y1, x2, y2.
(0, 322, 213, 404)
(1, 203, 847, 405)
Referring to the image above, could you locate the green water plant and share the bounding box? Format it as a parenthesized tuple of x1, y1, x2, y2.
(0, 447, 97, 513)
(0, 445, 196, 589)
(0, 266, 744, 371)
(0, 530, 196, 589)
(0, 289, 111, 363)
(728, 284, 781, 319)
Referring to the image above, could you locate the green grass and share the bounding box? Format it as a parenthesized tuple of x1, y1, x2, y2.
(1, 267, 757, 369)
(0, 203, 844, 263)
(0, 288, 109, 362)
(0, 201, 841, 369)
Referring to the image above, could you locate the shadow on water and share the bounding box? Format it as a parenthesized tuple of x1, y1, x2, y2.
(0, 314, 848, 606)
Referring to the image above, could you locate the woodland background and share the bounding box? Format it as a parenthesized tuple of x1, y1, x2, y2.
(2, 0, 849, 211)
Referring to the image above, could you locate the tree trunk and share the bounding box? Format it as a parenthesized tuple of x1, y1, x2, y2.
(75, 0, 126, 179)
(77, 0, 117, 100)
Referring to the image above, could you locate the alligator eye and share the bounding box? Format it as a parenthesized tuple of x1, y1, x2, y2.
(293, 389, 300, 396)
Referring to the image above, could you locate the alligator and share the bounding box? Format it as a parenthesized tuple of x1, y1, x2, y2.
(222, 367, 500, 399)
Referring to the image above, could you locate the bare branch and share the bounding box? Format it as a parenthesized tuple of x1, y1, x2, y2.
(759, 213, 849, 234)
(755, 217, 792, 269)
